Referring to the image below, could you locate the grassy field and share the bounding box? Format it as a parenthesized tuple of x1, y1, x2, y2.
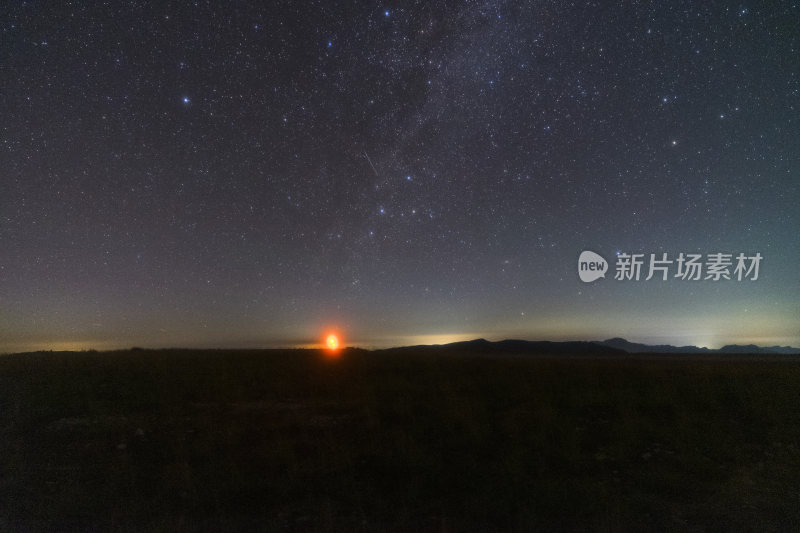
(2, 348, 800, 531)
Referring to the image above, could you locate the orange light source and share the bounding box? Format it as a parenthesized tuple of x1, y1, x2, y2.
(325, 334, 339, 351)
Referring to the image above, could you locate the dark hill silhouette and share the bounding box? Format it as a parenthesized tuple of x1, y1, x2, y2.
(598, 338, 800, 355)
(375, 339, 626, 356)
(599, 337, 711, 354)
(718, 344, 800, 355)
(373, 338, 800, 356)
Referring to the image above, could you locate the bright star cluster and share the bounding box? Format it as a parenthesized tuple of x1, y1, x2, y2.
(1, 2, 798, 352)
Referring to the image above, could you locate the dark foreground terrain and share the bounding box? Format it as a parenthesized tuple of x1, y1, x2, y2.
(2, 348, 800, 531)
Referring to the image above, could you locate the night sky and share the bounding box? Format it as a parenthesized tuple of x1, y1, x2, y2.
(2, 1, 798, 353)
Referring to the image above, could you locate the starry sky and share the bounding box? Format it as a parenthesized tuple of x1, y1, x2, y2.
(2, 1, 798, 353)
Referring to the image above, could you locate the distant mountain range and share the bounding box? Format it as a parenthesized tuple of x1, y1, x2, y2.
(598, 337, 800, 355)
(375, 338, 800, 356)
(376, 338, 625, 356)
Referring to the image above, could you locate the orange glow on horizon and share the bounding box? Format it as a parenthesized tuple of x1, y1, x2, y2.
(325, 334, 340, 351)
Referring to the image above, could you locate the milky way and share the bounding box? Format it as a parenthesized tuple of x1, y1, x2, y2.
(2, 2, 798, 351)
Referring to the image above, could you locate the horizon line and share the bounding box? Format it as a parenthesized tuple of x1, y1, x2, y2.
(3, 336, 799, 356)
